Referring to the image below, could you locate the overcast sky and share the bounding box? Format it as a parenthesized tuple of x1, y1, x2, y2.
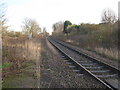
(6, 0, 119, 33)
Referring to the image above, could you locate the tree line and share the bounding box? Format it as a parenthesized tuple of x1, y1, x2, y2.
(52, 8, 118, 34)
(52, 8, 118, 50)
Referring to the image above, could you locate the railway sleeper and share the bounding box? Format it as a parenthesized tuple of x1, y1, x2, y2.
(81, 63, 97, 66)
(73, 70, 81, 73)
(91, 70, 110, 73)
(85, 66, 103, 69)
(96, 74, 118, 78)
(61, 56, 69, 60)
(61, 56, 66, 58)
(64, 59, 69, 62)
(75, 74, 84, 77)
(69, 65, 76, 68)
(79, 60, 93, 63)
(66, 62, 72, 65)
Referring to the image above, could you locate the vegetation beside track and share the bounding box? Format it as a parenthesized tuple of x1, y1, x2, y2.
(52, 9, 119, 61)
(2, 35, 42, 88)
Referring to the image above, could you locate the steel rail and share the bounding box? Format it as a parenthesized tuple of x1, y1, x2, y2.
(53, 38, 120, 75)
(47, 37, 119, 90)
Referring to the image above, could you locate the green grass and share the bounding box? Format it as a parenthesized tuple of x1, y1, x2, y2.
(2, 57, 38, 88)
(2, 60, 37, 88)
(0, 62, 11, 69)
(2, 73, 36, 88)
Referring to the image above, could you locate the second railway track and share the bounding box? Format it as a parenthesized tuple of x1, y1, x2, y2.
(47, 37, 120, 90)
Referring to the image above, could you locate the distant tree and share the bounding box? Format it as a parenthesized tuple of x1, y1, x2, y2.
(71, 24, 79, 29)
(22, 18, 41, 37)
(52, 21, 64, 33)
(43, 27, 46, 33)
(101, 8, 117, 24)
(52, 24, 56, 32)
(43, 27, 48, 36)
(63, 20, 72, 33)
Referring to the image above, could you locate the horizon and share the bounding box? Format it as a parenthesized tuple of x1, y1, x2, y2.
(6, 0, 119, 34)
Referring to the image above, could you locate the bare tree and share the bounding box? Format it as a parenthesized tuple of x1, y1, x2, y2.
(101, 8, 117, 24)
(52, 21, 64, 33)
(42, 27, 49, 36)
(0, 0, 8, 35)
(22, 18, 41, 37)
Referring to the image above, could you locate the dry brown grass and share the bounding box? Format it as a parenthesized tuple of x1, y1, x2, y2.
(2, 35, 41, 78)
(53, 22, 118, 60)
(94, 47, 118, 60)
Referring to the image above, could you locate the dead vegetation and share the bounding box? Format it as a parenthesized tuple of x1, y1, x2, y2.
(52, 21, 118, 61)
(52, 8, 118, 61)
(2, 35, 41, 88)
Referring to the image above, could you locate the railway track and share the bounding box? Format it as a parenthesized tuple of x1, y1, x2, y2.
(47, 37, 120, 90)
